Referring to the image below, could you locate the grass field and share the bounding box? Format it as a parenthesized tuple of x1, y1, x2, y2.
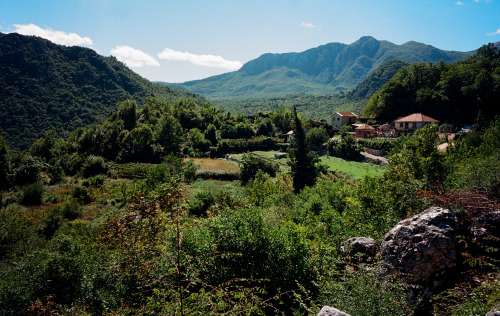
(187, 158, 240, 172)
(320, 156, 386, 179)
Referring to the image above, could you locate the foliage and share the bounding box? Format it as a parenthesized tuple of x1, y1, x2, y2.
(20, 181, 44, 205)
(81, 155, 108, 178)
(365, 44, 500, 126)
(316, 264, 420, 316)
(0, 32, 206, 150)
(239, 154, 279, 185)
(327, 135, 362, 160)
(189, 190, 215, 217)
(385, 123, 444, 189)
(288, 106, 320, 192)
(306, 127, 329, 147)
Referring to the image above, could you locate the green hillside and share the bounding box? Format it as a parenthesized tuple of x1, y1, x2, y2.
(364, 43, 500, 125)
(0, 32, 205, 149)
(212, 59, 410, 120)
(165, 36, 473, 100)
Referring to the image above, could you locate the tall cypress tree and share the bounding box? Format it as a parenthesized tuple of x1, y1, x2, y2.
(287, 106, 319, 193)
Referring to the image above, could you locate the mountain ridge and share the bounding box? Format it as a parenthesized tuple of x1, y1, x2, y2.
(165, 36, 474, 100)
(0, 32, 205, 149)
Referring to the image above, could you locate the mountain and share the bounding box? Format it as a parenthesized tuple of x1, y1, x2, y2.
(165, 36, 473, 100)
(0, 32, 205, 149)
(347, 59, 410, 101)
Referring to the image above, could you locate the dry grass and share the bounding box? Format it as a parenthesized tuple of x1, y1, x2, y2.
(187, 158, 240, 172)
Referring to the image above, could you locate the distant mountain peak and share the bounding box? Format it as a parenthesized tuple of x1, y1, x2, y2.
(166, 37, 475, 100)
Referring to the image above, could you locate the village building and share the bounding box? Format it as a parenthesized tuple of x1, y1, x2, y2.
(354, 124, 376, 138)
(331, 112, 358, 130)
(393, 113, 439, 135)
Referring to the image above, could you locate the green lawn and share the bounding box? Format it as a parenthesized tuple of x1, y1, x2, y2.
(232, 151, 386, 179)
(320, 156, 386, 179)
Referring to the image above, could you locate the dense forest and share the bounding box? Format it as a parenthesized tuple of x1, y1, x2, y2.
(0, 33, 205, 150)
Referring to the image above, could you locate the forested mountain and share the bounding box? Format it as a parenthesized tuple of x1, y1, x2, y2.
(166, 36, 473, 100)
(0, 32, 205, 149)
(213, 59, 411, 120)
(364, 43, 500, 126)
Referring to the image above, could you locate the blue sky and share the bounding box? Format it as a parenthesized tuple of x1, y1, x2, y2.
(1, 0, 499, 82)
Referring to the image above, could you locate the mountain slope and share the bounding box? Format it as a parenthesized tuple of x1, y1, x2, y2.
(0, 32, 205, 149)
(166, 36, 473, 100)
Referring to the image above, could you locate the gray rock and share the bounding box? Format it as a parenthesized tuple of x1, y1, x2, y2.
(342, 237, 379, 262)
(317, 306, 351, 316)
(381, 206, 458, 284)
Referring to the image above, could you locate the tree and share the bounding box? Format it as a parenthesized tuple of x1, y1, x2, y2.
(0, 135, 10, 190)
(118, 100, 137, 130)
(204, 124, 218, 146)
(287, 106, 319, 193)
(239, 154, 279, 185)
(156, 114, 183, 155)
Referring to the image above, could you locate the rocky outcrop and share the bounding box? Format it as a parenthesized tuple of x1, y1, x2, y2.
(342, 237, 379, 262)
(381, 207, 458, 284)
(317, 306, 351, 316)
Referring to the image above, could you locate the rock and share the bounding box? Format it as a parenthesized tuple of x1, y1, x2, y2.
(381, 206, 458, 284)
(317, 306, 351, 316)
(342, 237, 379, 262)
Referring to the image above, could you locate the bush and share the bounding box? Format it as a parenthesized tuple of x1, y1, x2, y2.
(327, 135, 362, 160)
(240, 154, 279, 185)
(189, 191, 215, 217)
(81, 156, 108, 178)
(13, 155, 43, 186)
(183, 160, 198, 182)
(72, 186, 92, 204)
(20, 181, 44, 205)
(48, 162, 65, 185)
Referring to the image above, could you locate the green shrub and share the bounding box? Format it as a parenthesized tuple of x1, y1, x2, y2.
(20, 181, 44, 205)
(81, 156, 108, 178)
(316, 264, 420, 316)
(13, 155, 43, 186)
(183, 160, 197, 182)
(61, 200, 83, 220)
(239, 154, 279, 185)
(48, 162, 65, 185)
(189, 191, 215, 217)
(72, 186, 92, 204)
(327, 135, 362, 160)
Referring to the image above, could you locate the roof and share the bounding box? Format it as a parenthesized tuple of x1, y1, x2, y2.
(335, 112, 357, 117)
(356, 124, 375, 130)
(393, 113, 439, 123)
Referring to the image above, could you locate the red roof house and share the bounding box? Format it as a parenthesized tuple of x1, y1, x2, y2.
(393, 113, 439, 134)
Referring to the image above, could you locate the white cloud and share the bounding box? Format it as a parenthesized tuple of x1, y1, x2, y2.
(11, 24, 93, 47)
(157, 48, 242, 70)
(111, 45, 160, 67)
(300, 22, 317, 29)
(486, 28, 500, 36)
(456, 1, 464, 5)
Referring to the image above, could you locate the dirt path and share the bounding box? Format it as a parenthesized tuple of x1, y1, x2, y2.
(360, 151, 388, 165)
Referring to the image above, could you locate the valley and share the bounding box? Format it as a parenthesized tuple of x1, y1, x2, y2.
(0, 32, 499, 315)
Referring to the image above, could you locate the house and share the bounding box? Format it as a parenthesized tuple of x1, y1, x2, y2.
(281, 127, 309, 143)
(331, 112, 358, 130)
(354, 124, 376, 138)
(393, 113, 439, 135)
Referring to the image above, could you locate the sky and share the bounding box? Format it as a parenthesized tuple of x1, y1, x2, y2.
(1, 0, 499, 83)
